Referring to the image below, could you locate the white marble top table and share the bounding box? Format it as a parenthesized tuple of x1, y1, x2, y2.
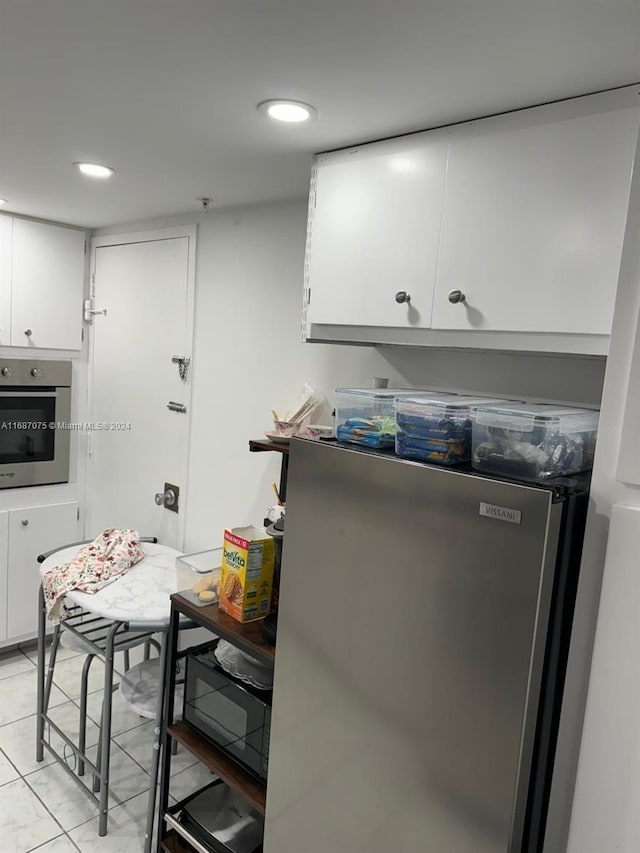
(39, 542, 184, 626)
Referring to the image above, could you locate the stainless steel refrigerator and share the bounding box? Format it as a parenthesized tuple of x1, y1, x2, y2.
(264, 439, 588, 853)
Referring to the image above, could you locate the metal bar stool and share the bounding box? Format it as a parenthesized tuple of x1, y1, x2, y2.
(36, 538, 159, 789)
(35, 538, 188, 850)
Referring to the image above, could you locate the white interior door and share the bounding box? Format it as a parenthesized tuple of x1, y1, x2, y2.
(86, 229, 196, 549)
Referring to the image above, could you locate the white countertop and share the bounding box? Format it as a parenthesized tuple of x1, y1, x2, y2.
(39, 541, 184, 626)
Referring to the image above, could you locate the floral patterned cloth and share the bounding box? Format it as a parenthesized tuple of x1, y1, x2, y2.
(42, 528, 145, 621)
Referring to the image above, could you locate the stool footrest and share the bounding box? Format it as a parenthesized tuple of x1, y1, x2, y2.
(61, 604, 155, 657)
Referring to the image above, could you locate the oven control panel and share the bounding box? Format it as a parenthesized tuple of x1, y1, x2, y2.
(0, 359, 71, 387)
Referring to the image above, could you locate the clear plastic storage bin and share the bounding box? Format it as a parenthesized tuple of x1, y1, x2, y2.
(471, 403, 600, 481)
(176, 548, 222, 592)
(395, 394, 510, 465)
(335, 388, 404, 448)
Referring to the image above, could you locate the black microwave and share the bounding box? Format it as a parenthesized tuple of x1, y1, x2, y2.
(183, 642, 272, 781)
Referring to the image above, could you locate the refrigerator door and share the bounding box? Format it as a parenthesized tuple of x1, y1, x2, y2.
(264, 440, 563, 853)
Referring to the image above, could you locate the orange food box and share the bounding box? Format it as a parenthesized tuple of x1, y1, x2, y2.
(219, 525, 275, 623)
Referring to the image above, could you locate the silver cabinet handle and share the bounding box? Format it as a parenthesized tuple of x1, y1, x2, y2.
(21, 519, 29, 527)
(395, 291, 411, 304)
(448, 289, 466, 304)
(24, 329, 33, 337)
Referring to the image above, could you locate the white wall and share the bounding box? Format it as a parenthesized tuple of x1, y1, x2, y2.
(96, 195, 612, 846)
(562, 128, 640, 853)
(183, 199, 407, 549)
(167, 198, 605, 550)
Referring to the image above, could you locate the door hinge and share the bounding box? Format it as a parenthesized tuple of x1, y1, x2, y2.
(77, 507, 80, 521)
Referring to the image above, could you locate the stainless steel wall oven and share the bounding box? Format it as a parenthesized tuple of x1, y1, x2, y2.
(0, 359, 72, 488)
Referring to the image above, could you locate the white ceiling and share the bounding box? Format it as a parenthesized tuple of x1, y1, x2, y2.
(1, 0, 639, 229)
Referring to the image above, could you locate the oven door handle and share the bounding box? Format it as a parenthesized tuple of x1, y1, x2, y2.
(0, 390, 59, 397)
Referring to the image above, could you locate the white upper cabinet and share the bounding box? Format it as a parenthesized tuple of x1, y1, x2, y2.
(10, 218, 85, 350)
(431, 108, 640, 335)
(306, 133, 448, 329)
(303, 87, 640, 354)
(0, 217, 12, 347)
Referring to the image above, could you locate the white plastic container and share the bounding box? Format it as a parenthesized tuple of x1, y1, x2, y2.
(175, 547, 223, 596)
(395, 394, 509, 465)
(471, 403, 600, 481)
(334, 388, 404, 448)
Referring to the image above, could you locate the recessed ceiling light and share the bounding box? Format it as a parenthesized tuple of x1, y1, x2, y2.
(74, 162, 115, 178)
(257, 100, 317, 123)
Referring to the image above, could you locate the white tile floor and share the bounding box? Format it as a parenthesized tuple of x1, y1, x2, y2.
(0, 643, 213, 852)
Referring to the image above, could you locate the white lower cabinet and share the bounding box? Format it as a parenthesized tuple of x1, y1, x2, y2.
(0, 513, 8, 642)
(5, 501, 80, 641)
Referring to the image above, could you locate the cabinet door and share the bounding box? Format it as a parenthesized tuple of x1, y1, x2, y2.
(431, 108, 640, 334)
(0, 217, 11, 346)
(11, 219, 86, 349)
(0, 511, 8, 643)
(7, 502, 80, 640)
(307, 133, 448, 328)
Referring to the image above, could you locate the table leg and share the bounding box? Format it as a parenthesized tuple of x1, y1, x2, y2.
(44, 625, 62, 712)
(143, 630, 168, 853)
(154, 608, 180, 853)
(36, 591, 62, 760)
(78, 653, 95, 777)
(36, 585, 46, 763)
(97, 622, 119, 837)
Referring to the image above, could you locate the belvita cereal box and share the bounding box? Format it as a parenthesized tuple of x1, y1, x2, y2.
(219, 525, 275, 623)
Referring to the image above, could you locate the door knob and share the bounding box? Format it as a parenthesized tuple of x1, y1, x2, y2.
(155, 488, 176, 507)
(154, 482, 180, 513)
(395, 291, 411, 304)
(24, 329, 33, 337)
(21, 519, 29, 527)
(448, 289, 466, 304)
